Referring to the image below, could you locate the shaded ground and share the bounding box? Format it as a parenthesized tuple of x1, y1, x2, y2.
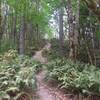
(33, 43, 71, 100)
(35, 71, 56, 100)
(35, 70, 72, 100)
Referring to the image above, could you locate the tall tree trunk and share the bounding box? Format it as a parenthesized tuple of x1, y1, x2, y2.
(19, 15, 25, 55)
(0, 1, 3, 49)
(74, 0, 80, 61)
(67, 0, 75, 61)
(59, 7, 64, 56)
(65, 0, 79, 61)
(89, 12, 96, 65)
(11, 14, 17, 46)
(36, 0, 40, 45)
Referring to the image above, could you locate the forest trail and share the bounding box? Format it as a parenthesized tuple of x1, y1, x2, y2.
(33, 42, 56, 100)
(33, 42, 51, 63)
(33, 43, 71, 100)
(35, 71, 57, 100)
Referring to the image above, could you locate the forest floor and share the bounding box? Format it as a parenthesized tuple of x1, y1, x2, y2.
(33, 43, 72, 100)
(35, 70, 57, 100)
(35, 69, 72, 100)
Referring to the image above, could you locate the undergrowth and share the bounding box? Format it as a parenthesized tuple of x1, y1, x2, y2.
(46, 59, 100, 96)
(0, 50, 38, 100)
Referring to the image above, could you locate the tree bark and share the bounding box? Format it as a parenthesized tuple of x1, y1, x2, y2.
(59, 7, 64, 56)
(11, 14, 17, 45)
(65, 0, 79, 61)
(19, 15, 25, 55)
(67, 0, 75, 61)
(74, 0, 80, 61)
(0, 1, 3, 48)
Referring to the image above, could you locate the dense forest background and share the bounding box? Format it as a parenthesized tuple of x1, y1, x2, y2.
(0, 0, 100, 100)
(0, 0, 100, 64)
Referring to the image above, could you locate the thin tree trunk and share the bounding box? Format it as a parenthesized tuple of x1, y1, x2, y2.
(90, 22, 96, 65)
(0, 1, 3, 49)
(19, 15, 25, 55)
(11, 14, 17, 46)
(74, 0, 80, 61)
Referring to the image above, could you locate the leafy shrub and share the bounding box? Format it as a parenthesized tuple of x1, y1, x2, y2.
(46, 59, 100, 96)
(0, 50, 38, 100)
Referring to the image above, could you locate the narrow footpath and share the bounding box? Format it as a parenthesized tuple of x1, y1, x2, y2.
(36, 71, 57, 100)
(33, 43, 71, 100)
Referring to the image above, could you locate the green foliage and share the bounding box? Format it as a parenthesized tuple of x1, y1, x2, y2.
(1, 0, 55, 53)
(0, 50, 38, 100)
(43, 38, 68, 60)
(46, 59, 100, 96)
(96, 29, 100, 39)
(0, 39, 17, 53)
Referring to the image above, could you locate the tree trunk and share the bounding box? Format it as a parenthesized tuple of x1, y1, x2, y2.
(67, 0, 75, 61)
(11, 14, 17, 46)
(74, 0, 80, 61)
(19, 15, 25, 55)
(59, 7, 64, 56)
(65, 0, 79, 61)
(0, 2, 3, 48)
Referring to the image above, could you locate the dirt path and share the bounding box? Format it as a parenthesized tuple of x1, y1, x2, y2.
(33, 43, 71, 100)
(33, 42, 51, 64)
(33, 43, 56, 100)
(35, 71, 57, 100)
(35, 70, 72, 100)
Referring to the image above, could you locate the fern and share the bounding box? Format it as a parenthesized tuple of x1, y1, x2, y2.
(0, 50, 38, 100)
(46, 59, 100, 96)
